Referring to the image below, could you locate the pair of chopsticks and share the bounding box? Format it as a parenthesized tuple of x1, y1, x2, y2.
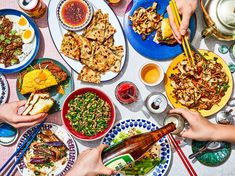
(0, 120, 45, 176)
(168, 133, 198, 176)
(169, 0, 195, 65)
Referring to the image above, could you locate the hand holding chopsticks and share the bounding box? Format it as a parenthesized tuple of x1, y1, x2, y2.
(0, 120, 45, 176)
(169, 0, 195, 65)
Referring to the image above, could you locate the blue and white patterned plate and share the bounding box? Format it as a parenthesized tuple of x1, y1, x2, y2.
(16, 123, 78, 176)
(0, 73, 9, 104)
(101, 118, 172, 176)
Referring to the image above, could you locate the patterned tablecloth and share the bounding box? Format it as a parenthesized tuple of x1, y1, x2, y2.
(0, 0, 235, 176)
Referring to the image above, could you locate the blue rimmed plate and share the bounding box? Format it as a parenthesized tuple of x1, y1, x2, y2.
(101, 118, 172, 176)
(48, 0, 127, 82)
(0, 9, 40, 74)
(16, 123, 78, 176)
(124, 0, 196, 60)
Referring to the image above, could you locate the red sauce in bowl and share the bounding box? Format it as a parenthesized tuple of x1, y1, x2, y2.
(115, 81, 138, 104)
(61, 0, 89, 27)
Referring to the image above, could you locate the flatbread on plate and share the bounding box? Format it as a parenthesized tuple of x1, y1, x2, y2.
(77, 66, 101, 84)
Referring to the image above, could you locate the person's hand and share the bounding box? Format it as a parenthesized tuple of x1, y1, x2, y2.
(0, 101, 47, 128)
(167, 0, 197, 43)
(67, 144, 115, 176)
(169, 108, 216, 141)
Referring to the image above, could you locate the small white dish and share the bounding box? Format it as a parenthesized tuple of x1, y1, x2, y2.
(56, 0, 93, 31)
(139, 62, 164, 86)
(0, 122, 18, 146)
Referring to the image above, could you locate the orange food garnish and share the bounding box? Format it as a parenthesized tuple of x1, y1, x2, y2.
(57, 85, 65, 95)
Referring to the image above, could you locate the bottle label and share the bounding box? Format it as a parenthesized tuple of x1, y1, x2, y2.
(104, 154, 134, 171)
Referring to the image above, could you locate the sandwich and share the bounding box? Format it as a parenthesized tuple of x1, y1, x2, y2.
(18, 60, 67, 95)
(154, 18, 177, 45)
(22, 93, 54, 115)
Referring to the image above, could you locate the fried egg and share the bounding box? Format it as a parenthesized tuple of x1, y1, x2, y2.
(17, 15, 29, 30)
(22, 27, 35, 43)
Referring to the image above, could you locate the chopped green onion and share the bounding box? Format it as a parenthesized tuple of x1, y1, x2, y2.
(0, 34, 5, 41)
(5, 39, 11, 44)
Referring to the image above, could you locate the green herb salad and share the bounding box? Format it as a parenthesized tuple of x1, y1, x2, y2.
(66, 92, 111, 136)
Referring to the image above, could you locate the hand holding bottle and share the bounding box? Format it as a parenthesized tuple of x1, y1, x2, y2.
(66, 144, 115, 176)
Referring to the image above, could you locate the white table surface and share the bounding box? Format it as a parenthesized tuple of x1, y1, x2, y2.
(71, 3, 235, 176)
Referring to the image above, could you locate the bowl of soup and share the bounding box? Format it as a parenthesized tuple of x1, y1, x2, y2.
(139, 62, 164, 86)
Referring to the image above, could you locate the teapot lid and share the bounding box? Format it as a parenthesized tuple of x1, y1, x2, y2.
(217, 0, 235, 29)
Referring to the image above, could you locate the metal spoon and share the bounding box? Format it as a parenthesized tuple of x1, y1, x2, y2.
(189, 141, 225, 159)
(0, 123, 17, 137)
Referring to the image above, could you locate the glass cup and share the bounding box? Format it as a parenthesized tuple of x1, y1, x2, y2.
(163, 113, 185, 135)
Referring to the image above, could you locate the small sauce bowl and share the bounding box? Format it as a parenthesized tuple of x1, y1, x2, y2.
(139, 62, 164, 86)
(56, 0, 93, 31)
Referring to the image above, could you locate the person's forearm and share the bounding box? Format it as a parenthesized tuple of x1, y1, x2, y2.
(211, 124, 235, 143)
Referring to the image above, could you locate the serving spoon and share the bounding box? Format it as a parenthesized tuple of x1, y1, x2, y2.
(189, 141, 225, 159)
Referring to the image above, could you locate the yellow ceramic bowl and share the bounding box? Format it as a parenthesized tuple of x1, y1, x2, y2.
(165, 49, 233, 117)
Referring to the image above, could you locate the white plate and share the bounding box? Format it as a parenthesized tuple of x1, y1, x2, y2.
(16, 123, 78, 176)
(48, 0, 127, 82)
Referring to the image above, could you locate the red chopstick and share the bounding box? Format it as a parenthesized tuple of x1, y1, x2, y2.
(168, 134, 198, 176)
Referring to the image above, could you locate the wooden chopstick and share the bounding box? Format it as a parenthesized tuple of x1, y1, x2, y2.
(170, 0, 195, 65)
(0, 120, 45, 175)
(168, 134, 198, 176)
(169, 2, 189, 60)
(171, 0, 194, 61)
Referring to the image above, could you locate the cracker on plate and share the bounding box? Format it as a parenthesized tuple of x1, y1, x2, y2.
(83, 10, 108, 43)
(60, 32, 80, 60)
(77, 66, 101, 84)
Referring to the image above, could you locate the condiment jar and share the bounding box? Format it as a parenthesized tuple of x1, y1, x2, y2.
(115, 81, 139, 105)
(18, 0, 47, 18)
(145, 92, 168, 114)
(163, 113, 185, 135)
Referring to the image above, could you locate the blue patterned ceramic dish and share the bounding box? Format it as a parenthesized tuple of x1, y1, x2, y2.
(0, 73, 8, 105)
(0, 9, 40, 74)
(56, 0, 94, 31)
(16, 123, 78, 176)
(124, 0, 196, 60)
(101, 118, 172, 176)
